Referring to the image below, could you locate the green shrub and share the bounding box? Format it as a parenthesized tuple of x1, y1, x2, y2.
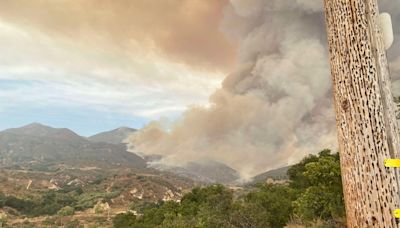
(113, 212, 137, 228)
(42, 217, 57, 225)
(65, 219, 80, 228)
(0, 212, 7, 227)
(0, 192, 6, 207)
(4, 191, 78, 217)
(233, 184, 296, 227)
(4, 196, 35, 214)
(75, 191, 120, 210)
(58, 206, 75, 216)
(292, 154, 344, 221)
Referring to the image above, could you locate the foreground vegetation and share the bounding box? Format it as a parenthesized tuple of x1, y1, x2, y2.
(0, 186, 120, 217)
(0, 150, 344, 227)
(114, 150, 345, 228)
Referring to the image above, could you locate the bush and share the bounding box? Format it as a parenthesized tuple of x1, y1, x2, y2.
(42, 217, 57, 225)
(113, 212, 137, 228)
(4, 191, 78, 217)
(233, 184, 296, 227)
(0, 212, 7, 226)
(58, 206, 75, 216)
(65, 219, 80, 228)
(4, 196, 36, 214)
(0, 192, 6, 207)
(74, 191, 120, 210)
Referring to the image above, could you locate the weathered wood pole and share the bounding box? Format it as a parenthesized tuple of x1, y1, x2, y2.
(324, 0, 400, 227)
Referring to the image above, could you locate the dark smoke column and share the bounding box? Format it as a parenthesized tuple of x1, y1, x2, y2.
(324, 0, 400, 226)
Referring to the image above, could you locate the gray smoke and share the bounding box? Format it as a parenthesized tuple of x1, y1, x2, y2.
(128, 0, 400, 180)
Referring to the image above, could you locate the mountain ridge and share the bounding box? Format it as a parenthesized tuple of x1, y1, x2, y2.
(0, 123, 146, 170)
(146, 157, 241, 184)
(4, 123, 84, 142)
(0, 123, 255, 184)
(88, 127, 137, 144)
(250, 166, 290, 183)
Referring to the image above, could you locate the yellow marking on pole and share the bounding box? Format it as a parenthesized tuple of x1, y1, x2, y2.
(394, 209, 400, 218)
(384, 159, 400, 168)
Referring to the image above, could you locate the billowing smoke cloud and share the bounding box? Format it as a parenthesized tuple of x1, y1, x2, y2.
(128, 0, 336, 179)
(0, 0, 234, 72)
(130, 0, 400, 179)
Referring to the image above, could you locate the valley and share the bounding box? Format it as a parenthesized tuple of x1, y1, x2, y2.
(0, 123, 286, 227)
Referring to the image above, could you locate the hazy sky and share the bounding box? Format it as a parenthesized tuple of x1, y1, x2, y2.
(0, 0, 235, 136)
(2, 0, 400, 175)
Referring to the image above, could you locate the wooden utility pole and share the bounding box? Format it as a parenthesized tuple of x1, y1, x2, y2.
(324, 0, 400, 227)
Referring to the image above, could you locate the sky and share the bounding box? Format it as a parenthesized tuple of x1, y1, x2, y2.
(2, 0, 400, 176)
(0, 0, 235, 136)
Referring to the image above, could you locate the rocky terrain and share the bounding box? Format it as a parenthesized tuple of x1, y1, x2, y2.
(0, 166, 199, 227)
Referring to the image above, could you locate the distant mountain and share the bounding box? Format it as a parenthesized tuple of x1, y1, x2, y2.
(182, 161, 240, 184)
(0, 123, 242, 184)
(251, 166, 290, 183)
(0, 123, 146, 169)
(88, 127, 136, 144)
(5, 123, 83, 142)
(146, 157, 240, 184)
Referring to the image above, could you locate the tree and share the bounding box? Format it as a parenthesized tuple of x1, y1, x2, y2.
(293, 154, 345, 222)
(232, 184, 296, 228)
(287, 154, 319, 189)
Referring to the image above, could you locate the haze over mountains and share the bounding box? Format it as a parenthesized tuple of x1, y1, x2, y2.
(147, 159, 241, 184)
(0, 123, 286, 184)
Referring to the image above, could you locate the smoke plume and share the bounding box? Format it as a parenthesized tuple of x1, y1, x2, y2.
(0, 0, 234, 72)
(129, 0, 400, 179)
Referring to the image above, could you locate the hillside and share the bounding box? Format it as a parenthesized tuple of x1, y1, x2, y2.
(88, 127, 137, 144)
(146, 157, 240, 184)
(250, 166, 290, 183)
(0, 123, 242, 184)
(0, 124, 199, 227)
(0, 123, 145, 170)
(0, 164, 198, 227)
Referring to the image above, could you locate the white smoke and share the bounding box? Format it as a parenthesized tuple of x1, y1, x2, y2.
(128, 0, 400, 179)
